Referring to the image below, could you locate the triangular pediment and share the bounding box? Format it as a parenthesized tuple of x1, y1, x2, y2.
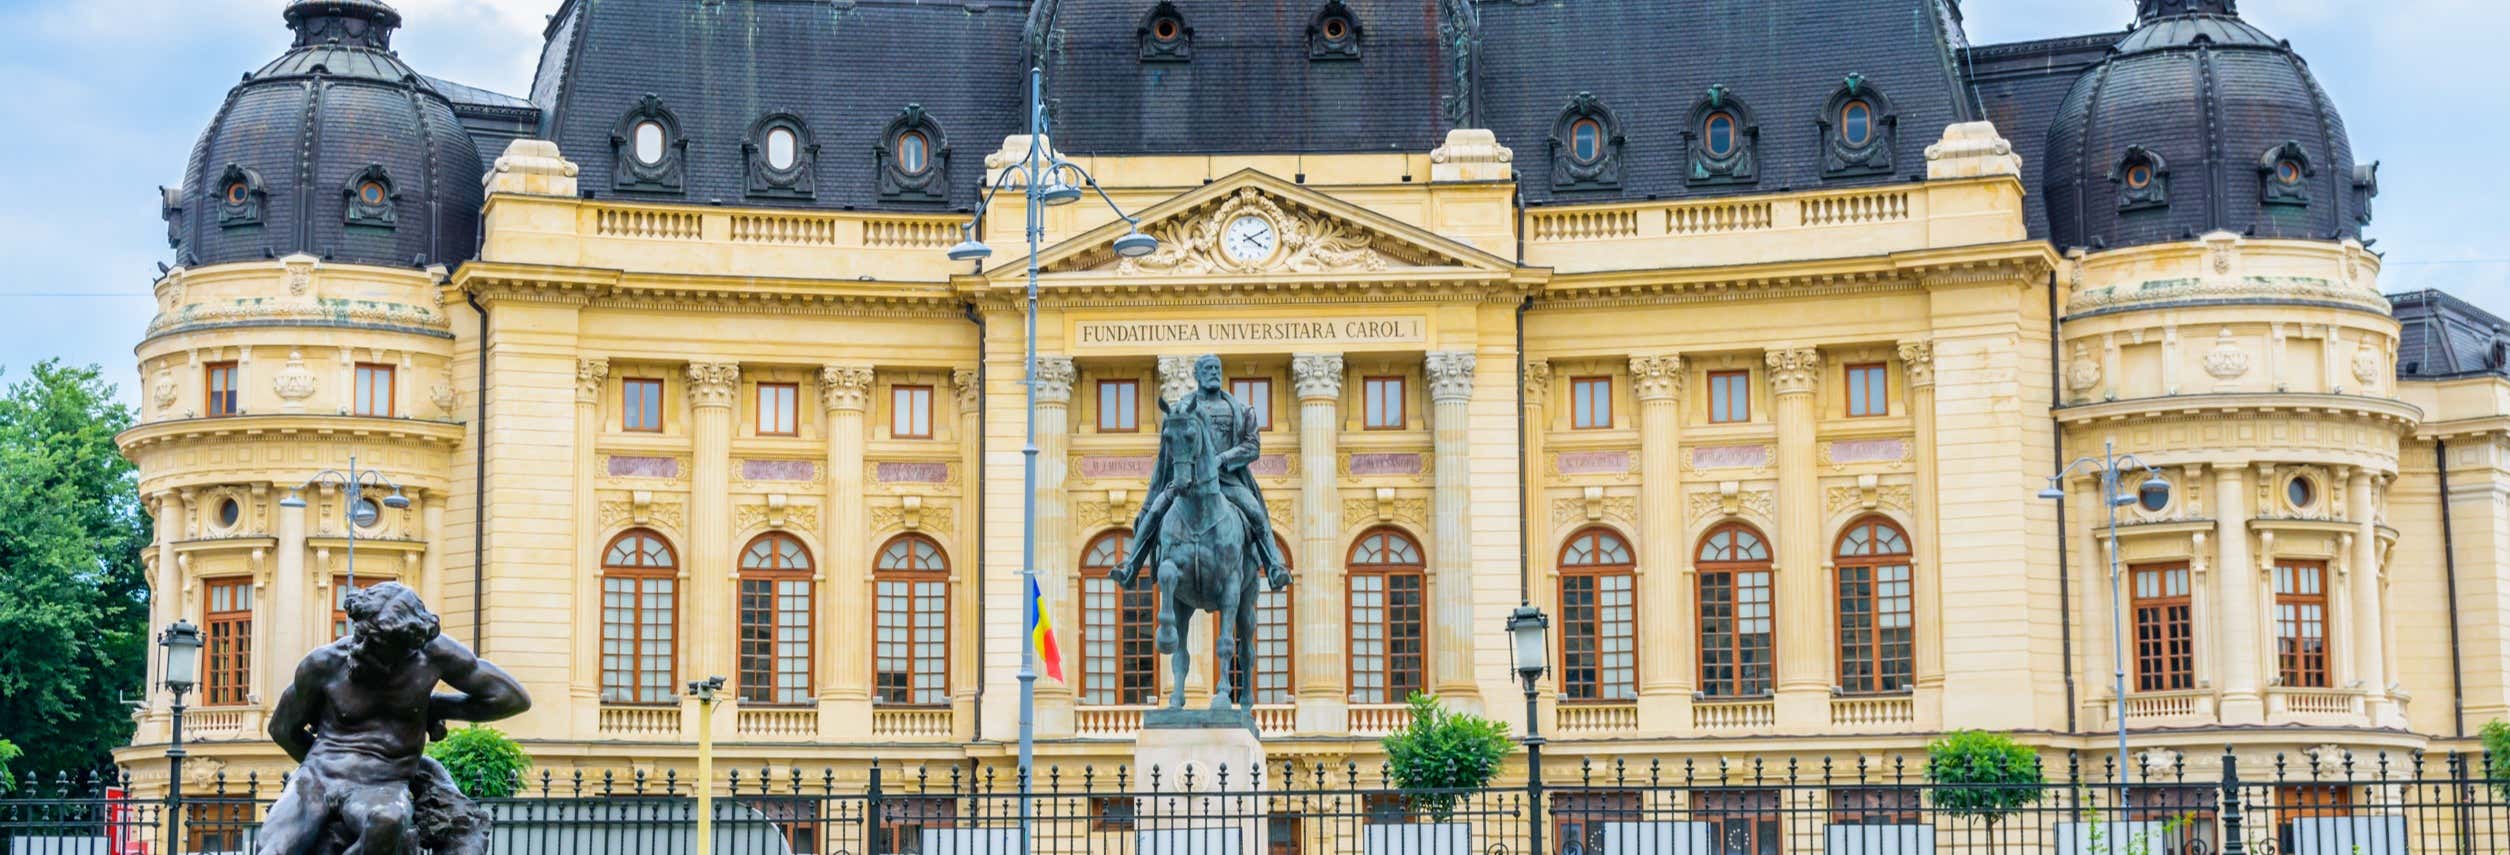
(1008, 169, 1517, 279)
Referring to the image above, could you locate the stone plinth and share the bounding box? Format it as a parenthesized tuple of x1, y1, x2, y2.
(1133, 709, 1268, 855)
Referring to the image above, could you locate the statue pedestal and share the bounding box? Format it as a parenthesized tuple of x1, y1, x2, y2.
(1133, 709, 1267, 855)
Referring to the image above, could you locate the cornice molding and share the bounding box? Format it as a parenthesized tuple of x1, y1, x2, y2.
(2054, 392, 2422, 430)
(118, 414, 466, 455)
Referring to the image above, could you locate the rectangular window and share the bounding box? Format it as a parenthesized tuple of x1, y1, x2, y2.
(891, 385, 934, 439)
(1698, 790, 1783, 855)
(1363, 376, 1406, 430)
(874, 800, 955, 855)
(1097, 380, 1140, 433)
(875, 574, 950, 706)
(1708, 370, 1751, 424)
(1560, 571, 1637, 701)
(622, 378, 664, 432)
(1346, 570, 1426, 704)
(1698, 568, 1773, 697)
(756, 382, 799, 436)
(330, 576, 389, 641)
(206, 362, 239, 417)
(738, 575, 813, 705)
(1831, 788, 1922, 826)
(2132, 564, 2196, 692)
(1846, 363, 1888, 417)
(2274, 561, 2329, 688)
(353, 364, 396, 417)
(600, 574, 677, 704)
(203, 578, 253, 707)
(1266, 813, 1304, 855)
(2274, 785, 2353, 855)
(1572, 376, 1613, 430)
(1554, 792, 1641, 854)
(1082, 574, 1158, 706)
(1231, 378, 1274, 430)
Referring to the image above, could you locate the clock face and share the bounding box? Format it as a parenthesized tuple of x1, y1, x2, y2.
(1222, 215, 1278, 263)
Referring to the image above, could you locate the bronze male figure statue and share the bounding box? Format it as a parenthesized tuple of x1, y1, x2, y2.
(257, 583, 531, 855)
(1114, 353, 1292, 592)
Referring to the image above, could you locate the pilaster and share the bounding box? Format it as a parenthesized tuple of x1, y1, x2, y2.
(570, 357, 606, 737)
(821, 364, 876, 737)
(686, 361, 740, 690)
(1898, 341, 1945, 724)
(952, 368, 984, 741)
(154, 492, 187, 718)
(1291, 353, 1347, 733)
(1765, 346, 1826, 726)
(271, 493, 311, 693)
(2215, 465, 2263, 723)
(1030, 355, 1078, 733)
(1425, 350, 1480, 706)
(2346, 468, 2389, 722)
(1628, 353, 1691, 729)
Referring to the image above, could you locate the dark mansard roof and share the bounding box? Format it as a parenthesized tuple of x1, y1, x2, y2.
(2390, 290, 2510, 381)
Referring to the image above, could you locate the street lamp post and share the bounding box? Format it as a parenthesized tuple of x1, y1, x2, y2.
(281, 454, 411, 598)
(158, 620, 203, 855)
(946, 64, 1160, 853)
(1508, 604, 1550, 855)
(2039, 438, 2170, 816)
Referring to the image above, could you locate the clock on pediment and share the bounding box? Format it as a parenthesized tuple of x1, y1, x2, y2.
(1120, 188, 1395, 276)
(1222, 213, 1280, 265)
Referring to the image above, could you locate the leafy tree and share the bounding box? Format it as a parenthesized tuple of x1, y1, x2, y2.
(1925, 730, 2046, 821)
(0, 361, 149, 778)
(1379, 692, 1513, 822)
(2482, 719, 2510, 797)
(0, 739, 21, 791)
(427, 726, 531, 799)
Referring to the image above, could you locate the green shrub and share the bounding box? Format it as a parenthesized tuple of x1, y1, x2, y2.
(1380, 692, 1513, 822)
(0, 739, 20, 792)
(1924, 730, 2045, 821)
(2482, 720, 2510, 797)
(426, 725, 530, 799)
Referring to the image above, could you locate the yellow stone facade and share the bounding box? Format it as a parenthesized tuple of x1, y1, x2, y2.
(115, 123, 2510, 790)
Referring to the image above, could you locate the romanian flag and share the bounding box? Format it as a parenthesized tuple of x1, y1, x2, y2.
(1028, 575, 1065, 682)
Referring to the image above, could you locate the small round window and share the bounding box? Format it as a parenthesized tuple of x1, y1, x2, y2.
(897, 131, 931, 176)
(217, 498, 242, 528)
(1840, 101, 1873, 147)
(1705, 112, 1738, 158)
(2125, 162, 2154, 190)
(1569, 118, 1603, 164)
(1321, 15, 1350, 41)
(1152, 16, 1181, 42)
(2286, 476, 2316, 509)
(357, 180, 387, 206)
(631, 120, 667, 166)
(224, 182, 250, 206)
(764, 126, 798, 172)
(2274, 158, 2304, 185)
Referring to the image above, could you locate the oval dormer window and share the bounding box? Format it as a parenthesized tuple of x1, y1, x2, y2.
(226, 181, 251, 205)
(2125, 162, 2154, 189)
(1569, 118, 1603, 165)
(1705, 112, 1738, 158)
(1321, 15, 1350, 41)
(2274, 158, 2304, 185)
(765, 126, 798, 171)
(1841, 100, 1873, 147)
(1153, 16, 1182, 43)
(357, 180, 387, 206)
(897, 130, 931, 176)
(632, 121, 667, 166)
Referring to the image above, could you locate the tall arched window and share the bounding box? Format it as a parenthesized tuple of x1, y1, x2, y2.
(1223, 535, 1296, 706)
(1348, 527, 1426, 705)
(1081, 531, 1158, 706)
(874, 534, 950, 706)
(1834, 517, 1914, 695)
(737, 533, 814, 705)
(601, 529, 679, 704)
(1559, 527, 1637, 702)
(1696, 523, 1773, 698)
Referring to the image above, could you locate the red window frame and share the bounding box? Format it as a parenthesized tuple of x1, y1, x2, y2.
(756, 382, 799, 436)
(1558, 527, 1637, 701)
(353, 363, 395, 417)
(622, 378, 664, 432)
(737, 533, 815, 705)
(1231, 377, 1274, 430)
(891, 384, 935, 439)
(2131, 563, 2195, 692)
(1362, 376, 1407, 430)
(874, 534, 952, 706)
(600, 529, 679, 705)
(203, 578, 253, 707)
(1708, 370, 1751, 423)
(1080, 531, 1158, 706)
(1098, 380, 1140, 433)
(1571, 376, 1613, 430)
(1834, 517, 1914, 694)
(1845, 363, 1888, 417)
(1697, 523, 1773, 698)
(205, 362, 239, 417)
(2273, 560, 2329, 688)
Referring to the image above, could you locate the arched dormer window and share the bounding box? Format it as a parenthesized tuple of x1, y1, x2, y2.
(215, 164, 267, 228)
(877, 104, 952, 203)
(1686, 85, 1759, 186)
(2111, 145, 2171, 212)
(1818, 74, 1897, 179)
(2260, 141, 2314, 207)
(1140, 2, 1193, 63)
(611, 94, 687, 194)
(744, 113, 819, 201)
(342, 164, 398, 228)
(1308, 0, 1363, 61)
(1548, 92, 1625, 192)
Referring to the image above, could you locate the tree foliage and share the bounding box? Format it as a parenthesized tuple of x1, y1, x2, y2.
(1924, 730, 2046, 820)
(427, 726, 531, 799)
(0, 361, 149, 778)
(2482, 719, 2510, 798)
(0, 739, 22, 791)
(1379, 692, 1513, 822)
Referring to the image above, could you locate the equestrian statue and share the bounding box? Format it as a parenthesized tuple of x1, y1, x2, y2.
(1111, 353, 1294, 711)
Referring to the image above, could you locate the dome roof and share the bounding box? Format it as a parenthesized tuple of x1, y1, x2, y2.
(165, 0, 483, 270)
(2044, 0, 2374, 251)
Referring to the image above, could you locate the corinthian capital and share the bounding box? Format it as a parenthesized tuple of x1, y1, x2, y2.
(1425, 351, 1477, 402)
(952, 368, 982, 411)
(686, 361, 742, 408)
(1896, 341, 1935, 388)
(1523, 360, 1551, 400)
(1030, 355, 1077, 405)
(1156, 355, 1199, 406)
(819, 364, 875, 412)
(1765, 348, 1821, 396)
(1628, 353, 1684, 401)
(576, 358, 609, 404)
(1292, 353, 1345, 401)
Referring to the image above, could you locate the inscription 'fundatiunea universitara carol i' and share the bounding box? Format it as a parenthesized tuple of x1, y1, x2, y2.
(1074, 317, 1427, 349)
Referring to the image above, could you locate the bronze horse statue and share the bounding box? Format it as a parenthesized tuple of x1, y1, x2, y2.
(1143, 399, 1262, 711)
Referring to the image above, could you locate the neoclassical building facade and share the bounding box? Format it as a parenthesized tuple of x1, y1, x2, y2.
(119, 0, 2510, 791)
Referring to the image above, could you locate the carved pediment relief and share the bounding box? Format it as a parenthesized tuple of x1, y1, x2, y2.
(1031, 170, 1509, 278)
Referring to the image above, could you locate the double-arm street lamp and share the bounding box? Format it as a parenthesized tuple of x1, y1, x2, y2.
(1508, 604, 1551, 855)
(2040, 438, 2170, 810)
(280, 454, 411, 594)
(157, 620, 203, 847)
(944, 64, 1159, 851)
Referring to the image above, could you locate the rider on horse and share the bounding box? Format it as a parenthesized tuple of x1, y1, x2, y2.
(1114, 354, 1293, 592)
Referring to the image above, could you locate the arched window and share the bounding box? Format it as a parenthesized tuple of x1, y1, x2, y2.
(1348, 527, 1426, 705)
(1705, 113, 1738, 158)
(1834, 517, 1913, 695)
(1686, 85, 1759, 186)
(1559, 527, 1636, 702)
(1570, 119, 1603, 164)
(1080, 530, 1158, 706)
(874, 534, 950, 706)
(601, 529, 679, 704)
(611, 95, 687, 194)
(1548, 91, 1624, 191)
(1818, 73, 1896, 178)
(1223, 534, 1296, 706)
(736, 533, 814, 705)
(744, 113, 818, 200)
(1696, 523, 1772, 698)
(878, 105, 952, 203)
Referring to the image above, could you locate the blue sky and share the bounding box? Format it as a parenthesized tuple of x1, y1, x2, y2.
(1, 0, 2499, 403)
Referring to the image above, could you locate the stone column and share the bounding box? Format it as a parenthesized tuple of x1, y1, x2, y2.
(2214, 465, 2263, 723)
(1629, 354, 1690, 729)
(1766, 347, 1827, 726)
(1523, 361, 1558, 734)
(685, 361, 740, 731)
(1291, 353, 1347, 733)
(820, 364, 876, 736)
(2347, 468, 2387, 717)
(569, 358, 606, 733)
(1424, 350, 1480, 705)
(1030, 356, 1078, 733)
(271, 491, 310, 692)
(952, 369, 985, 741)
(1897, 342, 1945, 722)
(154, 491, 187, 718)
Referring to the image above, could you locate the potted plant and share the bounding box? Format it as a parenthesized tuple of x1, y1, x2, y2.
(1370, 692, 1512, 854)
(1925, 730, 2045, 852)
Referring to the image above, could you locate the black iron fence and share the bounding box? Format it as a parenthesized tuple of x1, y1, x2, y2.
(6, 748, 2508, 854)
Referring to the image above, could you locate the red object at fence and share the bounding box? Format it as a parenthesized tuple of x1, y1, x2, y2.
(104, 786, 150, 855)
